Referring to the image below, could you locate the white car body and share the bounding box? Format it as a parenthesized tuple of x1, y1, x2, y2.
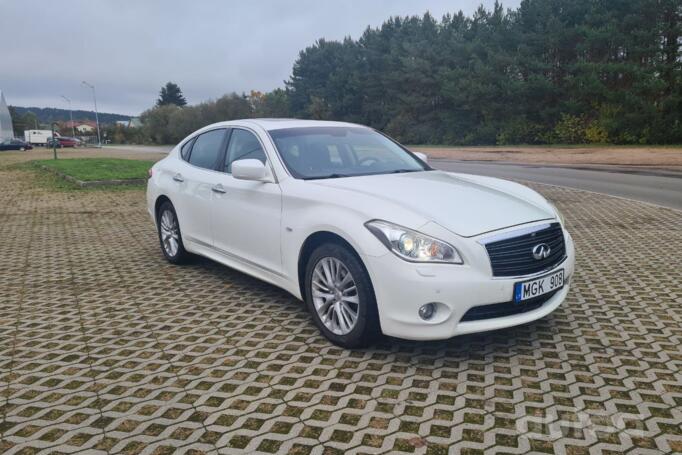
(147, 119, 575, 341)
(24, 129, 58, 145)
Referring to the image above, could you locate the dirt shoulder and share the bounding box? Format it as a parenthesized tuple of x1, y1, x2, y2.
(410, 145, 682, 170)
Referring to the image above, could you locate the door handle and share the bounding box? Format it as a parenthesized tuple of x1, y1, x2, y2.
(172, 173, 184, 182)
(211, 184, 227, 194)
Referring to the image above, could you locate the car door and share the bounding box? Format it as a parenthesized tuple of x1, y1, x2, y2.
(210, 127, 283, 275)
(171, 128, 228, 248)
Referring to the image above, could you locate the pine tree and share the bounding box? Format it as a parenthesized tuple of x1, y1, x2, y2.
(157, 82, 187, 107)
(284, 0, 681, 144)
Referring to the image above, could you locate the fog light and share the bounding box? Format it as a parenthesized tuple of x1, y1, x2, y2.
(419, 303, 436, 320)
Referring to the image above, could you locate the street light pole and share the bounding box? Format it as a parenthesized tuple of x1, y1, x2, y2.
(81, 81, 101, 148)
(61, 95, 75, 138)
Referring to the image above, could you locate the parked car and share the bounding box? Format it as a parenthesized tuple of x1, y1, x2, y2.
(46, 136, 80, 148)
(146, 119, 575, 348)
(0, 139, 33, 151)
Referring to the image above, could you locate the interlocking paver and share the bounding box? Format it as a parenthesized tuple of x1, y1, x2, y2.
(0, 158, 680, 454)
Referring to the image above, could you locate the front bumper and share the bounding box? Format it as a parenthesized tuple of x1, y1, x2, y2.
(363, 229, 576, 341)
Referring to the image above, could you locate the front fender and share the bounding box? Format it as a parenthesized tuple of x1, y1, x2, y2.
(281, 203, 389, 300)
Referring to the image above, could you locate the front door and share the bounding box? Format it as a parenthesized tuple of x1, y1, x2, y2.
(210, 128, 283, 276)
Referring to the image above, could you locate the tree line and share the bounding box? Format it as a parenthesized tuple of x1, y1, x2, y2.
(10, 106, 130, 135)
(105, 88, 288, 145)
(118, 0, 682, 145)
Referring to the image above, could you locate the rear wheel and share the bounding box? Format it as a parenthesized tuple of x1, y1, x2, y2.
(304, 243, 379, 348)
(157, 201, 189, 264)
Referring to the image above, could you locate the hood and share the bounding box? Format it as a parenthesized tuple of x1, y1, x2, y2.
(309, 170, 555, 237)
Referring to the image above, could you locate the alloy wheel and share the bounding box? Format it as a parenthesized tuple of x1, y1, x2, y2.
(159, 209, 180, 257)
(311, 257, 359, 335)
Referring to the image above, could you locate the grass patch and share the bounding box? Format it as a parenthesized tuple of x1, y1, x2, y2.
(9, 161, 144, 192)
(33, 158, 152, 181)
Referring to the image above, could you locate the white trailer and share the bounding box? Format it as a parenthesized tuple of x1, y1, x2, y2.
(24, 130, 59, 146)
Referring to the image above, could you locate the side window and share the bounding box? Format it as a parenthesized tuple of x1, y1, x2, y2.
(188, 129, 226, 170)
(180, 138, 194, 161)
(224, 129, 267, 173)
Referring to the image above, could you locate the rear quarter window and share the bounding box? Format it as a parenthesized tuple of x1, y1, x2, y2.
(180, 138, 195, 160)
(188, 129, 226, 170)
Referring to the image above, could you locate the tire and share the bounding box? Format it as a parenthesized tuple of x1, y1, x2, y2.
(156, 201, 190, 264)
(304, 243, 379, 348)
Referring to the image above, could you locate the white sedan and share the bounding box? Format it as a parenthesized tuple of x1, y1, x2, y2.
(147, 119, 575, 348)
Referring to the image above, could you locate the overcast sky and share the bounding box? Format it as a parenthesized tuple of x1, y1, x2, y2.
(1, 0, 519, 116)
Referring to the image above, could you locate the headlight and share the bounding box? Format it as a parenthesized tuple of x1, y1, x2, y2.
(365, 220, 463, 264)
(549, 203, 565, 225)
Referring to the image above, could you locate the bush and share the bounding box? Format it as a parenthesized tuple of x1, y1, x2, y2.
(496, 119, 545, 145)
(138, 93, 258, 144)
(553, 114, 587, 144)
(585, 120, 609, 143)
(141, 105, 180, 144)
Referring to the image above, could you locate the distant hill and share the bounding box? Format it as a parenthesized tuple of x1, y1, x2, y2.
(11, 106, 132, 125)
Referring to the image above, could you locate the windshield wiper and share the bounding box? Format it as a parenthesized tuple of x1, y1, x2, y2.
(388, 169, 420, 174)
(304, 173, 351, 180)
(305, 169, 420, 180)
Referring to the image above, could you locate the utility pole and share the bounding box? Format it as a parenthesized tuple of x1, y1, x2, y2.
(81, 81, 101, 148)
(51, 123, 58, 159)
(61, 95, 75, 137)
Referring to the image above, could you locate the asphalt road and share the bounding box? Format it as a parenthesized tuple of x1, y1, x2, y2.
(432, 159, 682, 210)
(102, 145, 681, 211)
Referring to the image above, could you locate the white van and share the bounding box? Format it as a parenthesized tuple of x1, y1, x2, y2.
(24, 130, 60, 146)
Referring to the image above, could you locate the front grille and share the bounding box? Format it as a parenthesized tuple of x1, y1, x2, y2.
(484, 223, 566, 277)
(460, 289, 559, 322)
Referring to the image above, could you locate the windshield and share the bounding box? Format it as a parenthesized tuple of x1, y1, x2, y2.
(268, 127, 428, 179)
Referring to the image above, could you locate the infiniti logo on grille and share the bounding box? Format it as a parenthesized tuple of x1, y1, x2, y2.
(532, 243, 551, 260)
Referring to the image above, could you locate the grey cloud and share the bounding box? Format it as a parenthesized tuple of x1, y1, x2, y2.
(1, 0, 519, 115)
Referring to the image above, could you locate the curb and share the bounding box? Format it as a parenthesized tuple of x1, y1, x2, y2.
(38, 165, 146, 188)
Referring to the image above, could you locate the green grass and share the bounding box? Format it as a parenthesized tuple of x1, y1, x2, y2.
(33, 158, 152, 181)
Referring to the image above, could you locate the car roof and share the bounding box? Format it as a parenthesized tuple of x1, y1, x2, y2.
(201, 118, 369, 132)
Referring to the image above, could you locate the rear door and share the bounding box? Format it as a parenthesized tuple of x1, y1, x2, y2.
(171, 128, 228, 247)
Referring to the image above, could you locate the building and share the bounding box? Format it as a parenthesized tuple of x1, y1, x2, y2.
(63, 120, 79, 129)
(63, 120, 97, 134)
(0, 90, 13, 140)
(64, 120, 98, 134)
(128, 117, 142, 128)
(76, 123, 96, 133)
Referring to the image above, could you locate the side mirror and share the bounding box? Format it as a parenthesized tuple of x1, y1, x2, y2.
(232, 159, 271, 182)
(414, 151, 428, 163)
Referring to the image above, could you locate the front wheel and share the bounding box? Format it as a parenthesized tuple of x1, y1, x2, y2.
(304, 243, 379, 348)
(157, 201, 190, 264)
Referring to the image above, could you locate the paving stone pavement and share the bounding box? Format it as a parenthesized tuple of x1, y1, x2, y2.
(0, 161, 680, 454)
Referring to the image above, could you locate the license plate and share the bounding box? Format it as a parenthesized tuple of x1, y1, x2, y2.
(514, 269, 564, 303)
